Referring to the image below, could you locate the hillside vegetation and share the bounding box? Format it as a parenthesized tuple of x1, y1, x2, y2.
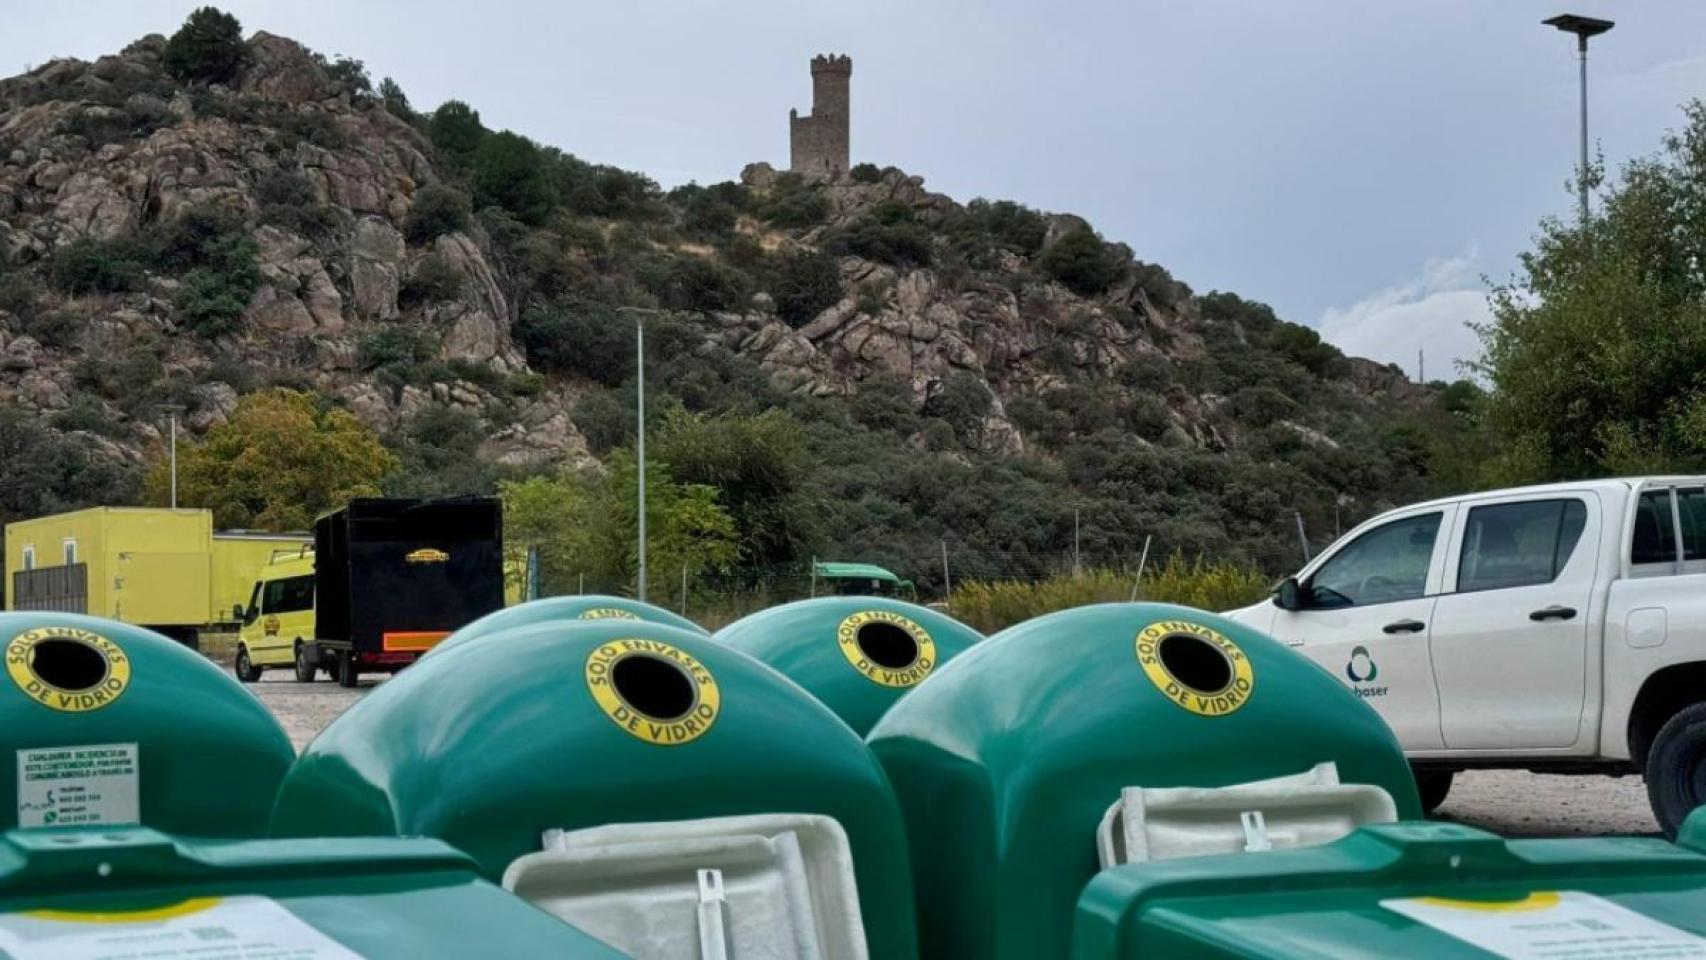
(0, 9, 1480, 596)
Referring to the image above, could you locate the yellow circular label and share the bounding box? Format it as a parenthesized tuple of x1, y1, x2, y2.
(1134, 619, 1254, 717)
(836, 610, 937, 688)
(5, 627, 131, 713)
(579, 608, 642, 621)
(584, 638, 720, 745)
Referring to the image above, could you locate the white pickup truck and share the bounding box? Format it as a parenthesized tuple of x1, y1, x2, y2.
(1226, 477, 1706, 835)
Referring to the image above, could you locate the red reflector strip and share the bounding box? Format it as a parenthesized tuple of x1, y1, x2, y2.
(382, 631, 449, 652)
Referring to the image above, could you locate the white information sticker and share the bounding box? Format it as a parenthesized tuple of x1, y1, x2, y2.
(1383, 890, 1706, 959)
(0, 895, 363, 960)
(15, 743, 139, 828)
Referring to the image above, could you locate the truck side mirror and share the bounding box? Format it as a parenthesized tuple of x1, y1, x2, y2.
(1274, 577, 1304, 612)
(233, 603, 246, 621)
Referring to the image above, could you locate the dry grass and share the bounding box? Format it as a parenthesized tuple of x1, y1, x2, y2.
(945, 556, 1271, 634)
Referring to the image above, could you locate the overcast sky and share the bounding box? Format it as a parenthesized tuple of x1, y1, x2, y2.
(9, 1, 1705, 381)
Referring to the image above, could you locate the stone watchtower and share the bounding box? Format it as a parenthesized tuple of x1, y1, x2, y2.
(790, 54, 851, 180)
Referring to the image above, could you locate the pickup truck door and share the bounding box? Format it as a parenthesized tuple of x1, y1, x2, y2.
(1266, 506, 1453, 750)
(1428, 493, 1599, 750)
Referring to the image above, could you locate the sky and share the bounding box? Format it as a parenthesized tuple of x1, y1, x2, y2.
(7, 1, 1706, 382)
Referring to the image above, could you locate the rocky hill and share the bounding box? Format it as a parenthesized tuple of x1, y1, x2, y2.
(0, 21, 1457, 582)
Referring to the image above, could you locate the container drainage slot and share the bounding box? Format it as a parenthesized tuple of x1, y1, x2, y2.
(612, 654, 695, 721)
(30, 638, 108, 691)
(1158, 632, 1232, 694)
(856, 622, 918, 669)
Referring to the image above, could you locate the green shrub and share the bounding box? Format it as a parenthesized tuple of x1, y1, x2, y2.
(255, 168, 338, 237)
(429, 100, 486, 169)
(323, 56, 371, 96)
(48, 238, 147, 294)
(358, 325, 437, 373)
(399, 252, 465, 308)
(517, 305, 630, 385)
(175, 242, 259, 337)
(1039, 229, 1120, 296)
(0, 272, 44, 324)
(774, 252, 843, 327)
(821, 217, 934, 268)
(759, 185, 830, 228)
(472, 131, 556, 224)
(62, 101, 173, 148)
(849, 163, 882, 184)
(163, 7, 246, 84)
(403, 184, 471, 244)
(50, 395, 127, 438)
(637, 255, 749, 313)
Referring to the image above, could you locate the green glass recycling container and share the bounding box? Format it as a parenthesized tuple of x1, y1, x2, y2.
(1074, 816, 1706, 959)
(427, 594, 707, 661)
(867, 602, 1421, 960)
(714, 596, 982, 734)
(271, 619, 919, 959)
(0, 612, 293, 838)
(0, 826, 622, 957)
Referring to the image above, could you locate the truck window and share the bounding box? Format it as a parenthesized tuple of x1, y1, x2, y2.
(1308, 512, 1441, 608)
(1457, 499, 1587, 593)
(1631, 490, 1678, 566)
(1680, 488, 1706, 562)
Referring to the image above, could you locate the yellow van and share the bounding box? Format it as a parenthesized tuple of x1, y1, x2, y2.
(234, 551, 316, 683)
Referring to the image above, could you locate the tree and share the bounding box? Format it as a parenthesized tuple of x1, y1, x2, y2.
(654, 407, 815, 569)
(428, 100, 486, 169)
(774, 252, 844, 328)
(1477, 99, 1706, 481)
(471, 131, 556, 224)
(1039, 229, 1120, 296)
(500, 471, 595, 597)
(0, 409, 140, 523)
(498, 453, 738, 598)
(163, 7, 247, 84)
(148, 389, 397, 529)
(378, 77, 412, 119)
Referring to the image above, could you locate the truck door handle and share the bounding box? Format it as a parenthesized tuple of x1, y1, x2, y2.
(1529, 605, 1577, 622)
(1382, 619, 1426, 634)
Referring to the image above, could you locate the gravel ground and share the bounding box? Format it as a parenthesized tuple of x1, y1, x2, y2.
(250, 673, 1662, 839)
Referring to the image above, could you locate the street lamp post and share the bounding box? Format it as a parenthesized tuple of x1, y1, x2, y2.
(1543, 14, 1614, 222)
(635, 313, 646, 602)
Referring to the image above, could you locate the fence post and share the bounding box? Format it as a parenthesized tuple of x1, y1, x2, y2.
(940, 540, 952, 610)
(1294, 512, 1312, 563)
(1128, 534, 1153, 602)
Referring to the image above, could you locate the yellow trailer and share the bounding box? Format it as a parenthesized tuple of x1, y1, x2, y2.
(3, 507, 309, 648)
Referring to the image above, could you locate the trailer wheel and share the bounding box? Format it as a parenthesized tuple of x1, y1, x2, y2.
(1646, 701, 1706, 839)
(234, 645, 261, 683)
(337, 651, 359, 689)
(293, 642, 318, 683)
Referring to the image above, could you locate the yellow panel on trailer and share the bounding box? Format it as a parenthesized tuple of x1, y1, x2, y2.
(211, 534, 311, 625)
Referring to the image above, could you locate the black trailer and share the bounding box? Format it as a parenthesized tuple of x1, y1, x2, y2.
(303, 497, 503, 688)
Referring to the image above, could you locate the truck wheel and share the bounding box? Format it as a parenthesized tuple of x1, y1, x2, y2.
(233, 645, 261, 684)
(1645, 702, 1706, 838)
(1413, 768, 1454, 814)
(337, 652, 359, 689)
(293, 643, 318, 683)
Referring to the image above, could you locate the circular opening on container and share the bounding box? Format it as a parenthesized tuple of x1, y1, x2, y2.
(856, 621, 919, 669)
(1157, 632, 1232, 694)
(29, 638, 108, 692)
(611, 654, 696, 721)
